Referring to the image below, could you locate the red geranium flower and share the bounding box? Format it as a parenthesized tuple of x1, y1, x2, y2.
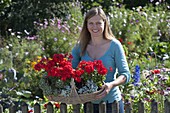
(151, 69, 160, 74)
(28, 109, 33, 113)
(44, 103, 47, 109)
(54, 102, 60, 109)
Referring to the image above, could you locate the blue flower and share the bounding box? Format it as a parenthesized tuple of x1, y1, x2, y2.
(132, 65, 140, 86)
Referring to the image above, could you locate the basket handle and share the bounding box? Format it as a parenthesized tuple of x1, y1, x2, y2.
(69, 78, 83, 103)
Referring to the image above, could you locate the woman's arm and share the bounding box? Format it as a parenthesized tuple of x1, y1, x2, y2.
(96, 40, 131, 99)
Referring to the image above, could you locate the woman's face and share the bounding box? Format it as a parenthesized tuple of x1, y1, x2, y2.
(87, 15, 105, 38)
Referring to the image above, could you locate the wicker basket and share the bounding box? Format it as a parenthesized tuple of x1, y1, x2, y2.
(48, 78, 105, 104)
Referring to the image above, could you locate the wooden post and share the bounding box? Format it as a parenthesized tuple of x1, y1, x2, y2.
(9, 104, 16, 113)
(47, 102, 54, 113)
(138, 100, 145, 113)
(164, 99, 170, 113)
(21, 102, 28, 113)
(0, 104, 3, 113)
(151, 100, 158, 113)
(112, 101, 119, 113)
(85, 102, 93, 113)
(60, 103, 67, 113)
(73, 104, 81, 113)
(34, 103, 41, 113)
(124, 100, 132, 113)
(99, 102, 106, 113)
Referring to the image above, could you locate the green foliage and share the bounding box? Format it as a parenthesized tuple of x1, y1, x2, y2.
(109, 5, 170, 67)
(0, 0, 11, 11)
(1, 0, 169, 37)
(0, 0, 76, 36)
(0, 32, 44, 101)
(80, 0, 122, 15)
(0, 3, 83, 103)
(0, 34, 43, 71)
(34, 3, 83, 57)
(109, 4, 170, 112)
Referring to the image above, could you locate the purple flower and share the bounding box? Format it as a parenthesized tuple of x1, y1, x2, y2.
(166, 87, 170, 91)
(54, 38, 58, 41)
(136, 20, 139, 23)
(130, 95, 135, 99)
(150, 0, 154, 2)
(143, 82, 147, 86)
(26, 36, 37, 40)
(144, 98, 150, 101)
(156, 74, 161, 78)
(149, 76, 154, 81)
(57, 19, 61, 29)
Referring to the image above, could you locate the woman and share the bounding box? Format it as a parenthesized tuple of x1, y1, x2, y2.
(71, 7, 131, 113)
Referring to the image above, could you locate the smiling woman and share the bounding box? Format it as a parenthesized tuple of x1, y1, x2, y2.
(87, 15, 105, 38)
(71, 7, 131, 113)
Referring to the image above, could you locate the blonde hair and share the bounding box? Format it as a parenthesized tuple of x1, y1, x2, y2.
(78, 7, 115, 56)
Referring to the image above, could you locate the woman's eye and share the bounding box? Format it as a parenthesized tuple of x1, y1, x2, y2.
(88, 22, 103, 26)
(97, 22, 102, 25)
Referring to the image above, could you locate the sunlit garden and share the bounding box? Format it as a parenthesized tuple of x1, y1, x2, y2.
(0, 0, 170, 113)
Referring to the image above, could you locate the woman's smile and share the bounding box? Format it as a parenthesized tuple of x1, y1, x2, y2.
(92, 29, 99, 33)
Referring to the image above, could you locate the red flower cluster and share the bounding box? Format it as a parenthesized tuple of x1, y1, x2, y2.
(44, 102, 60, 109)
(28, 109, 33, 113)
(34, 53, 107, 86)
(54, 102, 60, 109)
(78, 60, 107, 75)
(150, 69, 161, 74)
(34, 53, 74, 81)
(73, 60, 107, 85)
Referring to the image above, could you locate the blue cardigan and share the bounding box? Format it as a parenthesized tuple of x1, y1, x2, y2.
(71, 38, 131, 103)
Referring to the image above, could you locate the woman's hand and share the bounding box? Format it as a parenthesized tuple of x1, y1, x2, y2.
(104, 82, 113, 93)
(95, 82, 114, 99)
(95, 75, 126, 99)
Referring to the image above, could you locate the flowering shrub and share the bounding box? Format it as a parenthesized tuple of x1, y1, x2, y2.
(121, 64, 170, 112)
(34, 3, 83, 57)
(34, 53, 107, 97)
(142, 69, 170, 100)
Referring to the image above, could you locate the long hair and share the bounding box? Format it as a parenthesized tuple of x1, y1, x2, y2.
(78, 7, 115, 56)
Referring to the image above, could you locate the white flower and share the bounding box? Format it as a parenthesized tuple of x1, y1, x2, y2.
(6, 46, 9, 49)
(15, 53, 19, 56)
(24, 30, 29, 35)
(11, 33, 15, 36)
(25, 52, 29, 55)
(63, 37, 67, 41)
(9, 44, 12, 47)
(17, 35, 21, 39)
(155, 2, 159, 5)
(123, 19, 126, 23)
(8, 29, 12, 31)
